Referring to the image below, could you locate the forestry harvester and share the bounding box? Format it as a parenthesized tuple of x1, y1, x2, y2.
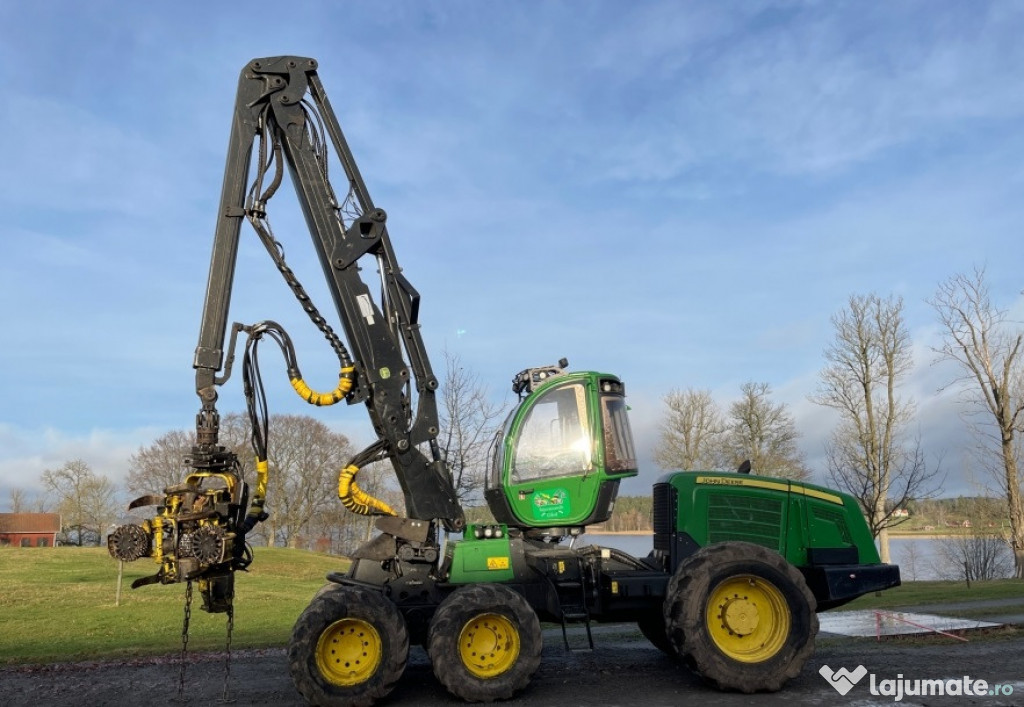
(108, 56, 900, 705)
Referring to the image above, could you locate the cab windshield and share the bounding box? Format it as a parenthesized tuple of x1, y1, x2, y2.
(511, 383, 592, 482)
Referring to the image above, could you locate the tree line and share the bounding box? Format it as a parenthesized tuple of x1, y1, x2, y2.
(8, 415, 388, 553)
(9, 351, 503, 555)
(654, 267, 1023, 577)
(655, 381, 809, 480)
(906, 496, 1009, 530)
(589, 495, 1018, 536)
(9, 269, 1023, 579)
(6, 459, 120, 547)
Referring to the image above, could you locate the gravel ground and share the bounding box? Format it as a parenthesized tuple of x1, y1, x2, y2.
(3, 621, 1023, 707)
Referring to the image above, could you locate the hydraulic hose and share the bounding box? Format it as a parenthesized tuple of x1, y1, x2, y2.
(290, 365, 355, 406)
(242, 457, 270, 532)
(338, 464, 396, 516)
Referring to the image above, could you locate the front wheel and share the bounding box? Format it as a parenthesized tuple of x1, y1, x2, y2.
(288, 585, 409, 707)
(428, 583, 542, 702)
(664, 542, 817, 693)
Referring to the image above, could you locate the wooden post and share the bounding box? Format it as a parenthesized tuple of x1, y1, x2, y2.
(116, 560, 124, 607)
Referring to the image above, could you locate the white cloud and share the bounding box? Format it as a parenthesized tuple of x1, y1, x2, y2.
(1, 1, 1021, 511)
(0, 424, 164, 510)
(573, 4, 1024, 182)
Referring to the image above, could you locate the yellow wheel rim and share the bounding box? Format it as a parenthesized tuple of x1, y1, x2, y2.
(706, 575, 790, 663)
(458, 613, 521, 678)
(315, 618, 382, 686)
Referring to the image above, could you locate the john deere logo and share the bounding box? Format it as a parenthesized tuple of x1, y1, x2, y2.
(820, 665, 868, 695)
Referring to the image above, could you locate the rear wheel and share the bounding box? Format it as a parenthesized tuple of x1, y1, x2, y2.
(664, 542, 817, 693)
(288, 585, 408, 707)
(637, 609, 674, 656)
(428, 584, 542, 701)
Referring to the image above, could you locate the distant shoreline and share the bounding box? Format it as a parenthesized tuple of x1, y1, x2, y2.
(587, 530, 964, 540)
(887, 533, 960, 540)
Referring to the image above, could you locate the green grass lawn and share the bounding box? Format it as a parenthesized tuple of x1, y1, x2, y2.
(842, 579, 1023, 612)
(1, 547, 1020, 665)
(0, 546, 347, 664)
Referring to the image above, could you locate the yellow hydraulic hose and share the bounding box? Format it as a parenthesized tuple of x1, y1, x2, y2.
(338, 464, 396, 516)
(291, 365, 355, 406)
(242, 457, 270, 530)
(152, 516, 164, 563)
(253, 458, 269, 501)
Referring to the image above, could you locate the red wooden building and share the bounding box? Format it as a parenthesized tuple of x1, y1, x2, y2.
(0, 513, 61, 547)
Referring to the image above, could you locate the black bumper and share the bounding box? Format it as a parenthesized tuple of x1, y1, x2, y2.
(801, 563, 902, 611)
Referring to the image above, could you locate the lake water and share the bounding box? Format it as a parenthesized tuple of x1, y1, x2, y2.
(583, 533, 653, 558)
(584, 533, 947, 580)
(886, 536, 946, 580)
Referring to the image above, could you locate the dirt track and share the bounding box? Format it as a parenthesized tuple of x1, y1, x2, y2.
(3, 623, 1024, 707)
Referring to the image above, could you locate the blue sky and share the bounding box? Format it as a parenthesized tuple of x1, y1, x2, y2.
(1, 1, 1022, 507)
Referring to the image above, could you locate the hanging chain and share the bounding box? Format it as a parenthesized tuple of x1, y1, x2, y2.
(177, 580, 238, 703)
(177, 580, 193, 702)
(219, 598, 235, 703)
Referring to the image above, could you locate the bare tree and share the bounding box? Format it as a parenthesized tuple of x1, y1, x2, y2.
(930, 267, 1024, 578)
(897, 540, 921, 581)
(126, 413, 253, 497)
(437, 351, 506, 504)
(938, 532, 1013, 583)
(126, 428, 196, 496)
(811, 294, 941, 562)
(655, 388, 724, 471)
(264, 414, 354, 548)
(7, 487, 47, 514)
(723, 381, 809, 480)
(8, 488, 26, 513)
(40, 460, 119, 546)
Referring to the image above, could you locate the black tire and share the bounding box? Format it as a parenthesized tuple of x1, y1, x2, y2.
(427, 584, 542, 702)
(288, 585, 409, 707)
(664, 542, 817, 693)
(311, 582, 341, 601)
(637, 609, 675, 656)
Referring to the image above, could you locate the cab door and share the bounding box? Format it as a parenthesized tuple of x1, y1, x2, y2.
(504, 379, 600, 527)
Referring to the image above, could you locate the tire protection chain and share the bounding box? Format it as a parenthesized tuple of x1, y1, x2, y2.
(176, 580, 237, 704)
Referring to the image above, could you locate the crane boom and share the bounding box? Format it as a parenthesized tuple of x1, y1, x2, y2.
(109, 56, 464, 610)
(194, 56, 463, 526)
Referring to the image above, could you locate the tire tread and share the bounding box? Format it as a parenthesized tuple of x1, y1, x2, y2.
(428, 584, 542, 702)
(664, 541, 818, 693)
